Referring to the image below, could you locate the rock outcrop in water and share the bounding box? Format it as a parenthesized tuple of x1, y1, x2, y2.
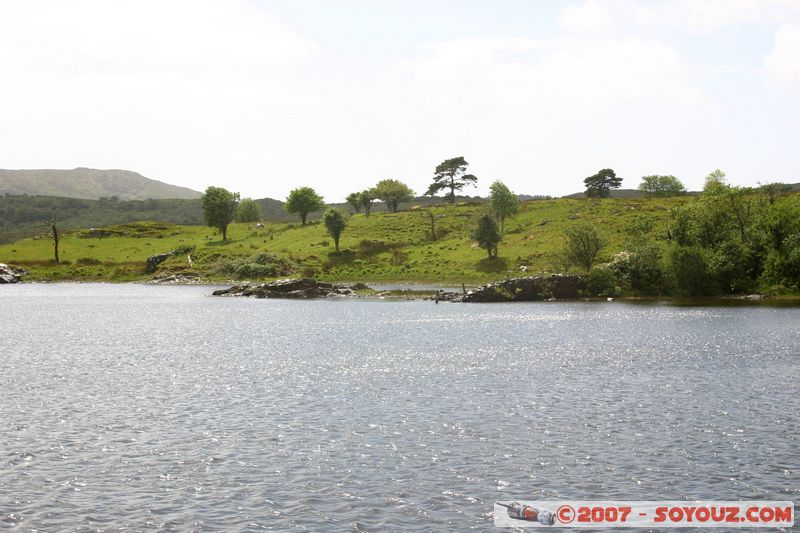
(212, 278, 369, 299)
(0, 263, 27, 283)
(461, 274, 583, 302)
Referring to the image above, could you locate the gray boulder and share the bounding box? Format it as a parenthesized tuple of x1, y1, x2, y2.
(0, 263, 27, 284)
(461, 274, 583, 302)
(146, 253, 171, 273)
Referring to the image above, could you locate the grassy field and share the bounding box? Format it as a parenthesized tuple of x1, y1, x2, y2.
(0, 196, 691, 284)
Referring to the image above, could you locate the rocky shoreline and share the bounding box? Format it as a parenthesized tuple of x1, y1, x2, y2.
(211, 274, 586, 302)
(0, 263, 26, 283)
(2, 270, 776, 303)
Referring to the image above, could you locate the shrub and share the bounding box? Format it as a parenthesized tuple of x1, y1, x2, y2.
(214, 252, 295, 279)
(760, 237, 800, 289)
(172, 245, 196, 256)
(584, 266, 619, 297)
(709, 240, 757, 293)
(667, 246, 718, 296)
(565, 223, 606, 271)
(622, 244, 664, 295)
(358, 240, 394, 255)
(234, 263, 277, 279)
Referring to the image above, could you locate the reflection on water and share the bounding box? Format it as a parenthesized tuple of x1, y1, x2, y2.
(1, 284, 798, 531)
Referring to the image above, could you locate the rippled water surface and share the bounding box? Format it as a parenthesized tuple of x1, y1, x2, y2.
(1, 284, 798, 531)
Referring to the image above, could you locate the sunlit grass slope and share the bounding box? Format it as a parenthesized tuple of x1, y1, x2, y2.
(0, 197, 691, 284)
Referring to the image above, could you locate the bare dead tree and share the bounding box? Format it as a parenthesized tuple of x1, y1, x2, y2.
(424, 210, 438, 241)
(40, 217, 60, 263)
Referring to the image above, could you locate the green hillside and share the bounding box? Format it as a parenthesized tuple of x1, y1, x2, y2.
(0, 196, 689, 284)
(0, 168, 201, 200)
(0, 193, 499, 243)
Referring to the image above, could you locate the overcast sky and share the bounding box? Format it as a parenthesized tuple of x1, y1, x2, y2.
(1, 0, 799, 200)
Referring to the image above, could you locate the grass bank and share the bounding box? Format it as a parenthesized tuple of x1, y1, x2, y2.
(0, 197, 691, 284)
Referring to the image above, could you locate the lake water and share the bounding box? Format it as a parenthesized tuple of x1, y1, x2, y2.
(1, 284, 798, 531)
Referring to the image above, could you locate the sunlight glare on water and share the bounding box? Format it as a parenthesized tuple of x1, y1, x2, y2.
(1, 284, 798, 531)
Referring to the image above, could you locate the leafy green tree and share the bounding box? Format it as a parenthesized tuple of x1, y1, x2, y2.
(235, 197, 261, 222)
(703, 169, 728, 195)
(667, 246, 718, 296)
(617, 215, 664, 294)
(565, 223, 606, 270)
(584, 168, 622, 198)
(721, 186, 757, 242)
(285, 186, 324, 225)
(638, 175, 686, 197)
(758, 182, 792, 205)
(709, 240, 757, 293)
(473, 214, 501, 258)
(360, 188, 377, 216)
(427, 156, 477, 203)
(201, 186, 239, 241)
(323, 208, 347, 251)
(374, 179, 414, 212)
(345, 192, 362, 213)
(489, 180, 519, 232)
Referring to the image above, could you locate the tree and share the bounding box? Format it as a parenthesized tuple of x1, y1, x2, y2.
(346, 192, 362, 213)
(285, 186, 324, 225)
(40, 216, 60, 263)
(703, 169, 728, 195)
(584, 168, 622, 198)
(201, 186, 239, 241)
(423, 209, 439, 241)
(667, 246, 718, 296)
(427, 156, 477, 203)
(489, 180, 519, 232)
(758, 182, 791, 205)
(374, 179, 414, 212)
(323, 208, 347, 251)
(638, 175, 686, 197)
(565, 223, 606, 270)
(473, 214, 501, 258)
(235, 198, 261, 222)
(360, 188, 377, 216)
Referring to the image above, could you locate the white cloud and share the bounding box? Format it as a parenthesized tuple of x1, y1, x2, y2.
(558, 0, 768, 35)
(0, 0, 798, 199)
(397, 35, 703, 117)
(765, 25, 800, 90)
(0, 0, 337, 196)
(558, 0, 617, 34)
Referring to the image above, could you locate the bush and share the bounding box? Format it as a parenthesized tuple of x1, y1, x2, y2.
(709, 240, 757, 293)
(214, 252, 295, 279)
(584, 266, 619, 297)
(667, 246, 718, 296)
(565, 224, 606, 271)
(234, 263, 278, 278)
(627, 244, 664, 295)
(172, 245, 196, 256)
(760, 238, 800, 289)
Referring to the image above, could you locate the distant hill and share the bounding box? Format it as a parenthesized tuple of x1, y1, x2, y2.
(0, 168, 201, 200)
(0, 194, 297, 243)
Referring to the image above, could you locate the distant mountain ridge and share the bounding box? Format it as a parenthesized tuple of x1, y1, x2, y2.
(0, 168, 201, 200)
